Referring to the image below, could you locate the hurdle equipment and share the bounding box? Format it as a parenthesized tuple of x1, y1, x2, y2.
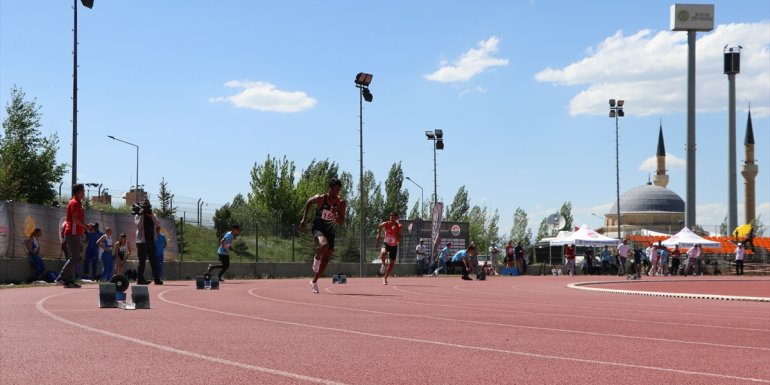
(332, 274, 347, 284)
(98, 283, 118, 308)
(131, 285, 150, 309)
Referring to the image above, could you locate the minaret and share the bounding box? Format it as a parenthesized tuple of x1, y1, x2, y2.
(741, 108, 758, 224)
(653, 121, 669, 188)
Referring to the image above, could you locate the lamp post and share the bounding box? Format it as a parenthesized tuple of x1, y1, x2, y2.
(107, 135, 139, 204)
(425, 130, 444, 206)
(405, 177, 424, 219)
(355, 72, 373, 277)
(609, 99, 624, 239)
(71, 0, 94, 187)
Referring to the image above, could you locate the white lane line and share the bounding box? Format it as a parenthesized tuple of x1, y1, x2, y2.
(325, 286, 769, 335)
(159, 287, 769, 384)
(36, 291, 350, 385)
(392, 284, 770, 323)
(569, 281, 770, 302)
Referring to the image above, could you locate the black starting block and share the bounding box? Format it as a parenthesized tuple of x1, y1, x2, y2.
(99, 283, 118, 308)
(475, 272, 486, 281)
(196, 274, 219, 290)
(332, 274, 347, 284)
(131, 285, 150, 309)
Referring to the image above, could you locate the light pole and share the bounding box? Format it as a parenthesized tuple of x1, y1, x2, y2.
(425, 130, 444, 206)
(405, 177, 424, 219)
(107, 135, 139, 204)
(72, 0, 94, 187)
(609, 99, 624, 239)
(355, 72, 373, 277)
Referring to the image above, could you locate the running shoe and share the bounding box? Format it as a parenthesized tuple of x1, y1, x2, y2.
(310, 280, 319, 294)
(383, 278, 388, 285)
(55, 277, 66, 286)
(64, 281, 81, 288)
(312, 258, 320, 273)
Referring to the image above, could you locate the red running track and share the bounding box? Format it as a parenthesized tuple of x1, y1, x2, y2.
(1, 275, 769, 385)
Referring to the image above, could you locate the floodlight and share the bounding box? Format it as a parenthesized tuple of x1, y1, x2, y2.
(617, 100, 624, 107)
(434, 129, 443, 139)
(425, 131, 435, 139)
(355, 72, 373, 86)
(81, 0, 94, 8)
(618, 110, 625, 117)
(362, 88, 373, 102)
(609, 110, 616, 118)
(436, 139, 444, 150)
(609, 99, 616, 107)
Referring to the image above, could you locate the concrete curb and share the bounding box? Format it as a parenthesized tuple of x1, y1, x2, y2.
(568, 279, 770, 302)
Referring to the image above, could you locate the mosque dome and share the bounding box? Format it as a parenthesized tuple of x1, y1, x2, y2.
(609, 183, 684, 214)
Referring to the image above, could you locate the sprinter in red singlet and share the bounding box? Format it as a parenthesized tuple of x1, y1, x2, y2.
(375, 212, 402, 286)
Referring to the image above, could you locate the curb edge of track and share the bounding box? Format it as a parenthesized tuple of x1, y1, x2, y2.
(568, 280, 770, 302)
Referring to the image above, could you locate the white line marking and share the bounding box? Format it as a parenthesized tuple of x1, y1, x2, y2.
(569, 281, 770, 302)
(158, 287, 770, 383)
(36, 291, 350, 385)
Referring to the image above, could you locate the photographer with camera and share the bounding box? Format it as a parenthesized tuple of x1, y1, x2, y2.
(134, 200, 162, 285)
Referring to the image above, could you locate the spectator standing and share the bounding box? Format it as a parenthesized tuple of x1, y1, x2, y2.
(670, 245, 681, 276)
(114, 233, 130, 277)
(25, 228, 46, 281)
(135, 200, 162, 285)
(513, 241, 525, 272)
(415, 240, 428, 276)
(734, 243, 745, 276)
(504, 241, 514, 268)
(564, 244, 576, 276)
(648, 243, 659, 276)
(617, 239, 630, 276)
(488, 243, 500, 275)
(684, 244, 701, 276)
(600, 246, 612, 275)
(155, 226, 168, 280)
(584, 247, 595, 275)
(96, 227, 114, 281)
(83, 222, 103, 279)
(642, 244, 652, 274)
(658, 244, 669, 276)
(55, 184, 93, 288)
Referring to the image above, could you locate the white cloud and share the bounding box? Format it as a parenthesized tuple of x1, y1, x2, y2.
(535, 23, 770, 117)
(638, 152, 686, 172)
(425, 36, 509, 83)
(209, 80, 317, 113)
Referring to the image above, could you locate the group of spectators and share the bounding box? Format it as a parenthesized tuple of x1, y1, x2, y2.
(414, 239, 528, 280)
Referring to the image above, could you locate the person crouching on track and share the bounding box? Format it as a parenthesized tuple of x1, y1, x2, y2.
(448, 246, 476, 281)
(376, 212, 402, 286)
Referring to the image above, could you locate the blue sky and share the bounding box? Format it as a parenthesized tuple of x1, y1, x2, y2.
(1, 1, 768, 235)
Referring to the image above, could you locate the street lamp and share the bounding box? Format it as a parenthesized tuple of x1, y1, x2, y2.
(609, 99, 625, 239)
(425, 130, 444, 206)
(107, 135, 139, 204)
(355, 72, 373, 276)
(405, 176, 424, 219)
(71, 0, 95, 187)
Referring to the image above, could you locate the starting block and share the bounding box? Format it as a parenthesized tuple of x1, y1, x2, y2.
(196, 274, 219, 290)
(332, 274, 347, 284)
(131, 285, 150, 309)
(99, 283, 118, 308)
(475, 272, 486, 281)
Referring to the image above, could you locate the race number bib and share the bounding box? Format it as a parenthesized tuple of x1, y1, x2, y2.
(321, 209, 336, 222)
(384, 236, 396, 246)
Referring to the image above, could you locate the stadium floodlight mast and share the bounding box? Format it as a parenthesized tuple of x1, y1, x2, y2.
(72, 0, 94, 187)
(355, 72, 373, 276)
(107, 135, 139, 204)
(425, 130, 444, 206)
(609, 99, 624, 239)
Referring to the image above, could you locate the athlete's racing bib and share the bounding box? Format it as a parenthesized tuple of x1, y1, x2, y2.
(321, 209, 336, 222)
(384, 236, 396, 246)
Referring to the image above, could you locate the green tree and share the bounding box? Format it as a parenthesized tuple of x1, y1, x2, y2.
(535, 217, 550, 243)
(248, 155, 298, 227)
(383, 162, 409, 218)
(467, 205, 500, 250)
(156, 177, 176, 219)
(509, 207, 533, 247)
(408, 200, 420, 220)
(213, 203, 233, 239)
(751, 215, 766, 237)
(560, 202, 574, 231)
(447, 186, 470, 222)
(0, 85, 66, 204)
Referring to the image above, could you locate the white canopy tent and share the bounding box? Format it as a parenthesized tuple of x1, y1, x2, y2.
(660, 227, 720, 248)
(549, 225, 622, 247)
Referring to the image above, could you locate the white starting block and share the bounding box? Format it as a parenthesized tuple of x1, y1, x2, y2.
(332, 274, 347, 284)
